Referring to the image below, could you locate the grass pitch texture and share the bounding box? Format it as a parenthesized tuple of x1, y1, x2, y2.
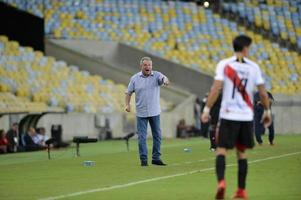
(1, 135, 300, 200)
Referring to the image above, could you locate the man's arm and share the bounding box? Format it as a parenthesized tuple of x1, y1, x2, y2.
(158, 72, 170, 86)
(125, 93, 131, 112)
(257, 85, 272, 127)
(162, 76, 170, 86)
(125, 76, 135, 113)
(201, 80, 223, 123)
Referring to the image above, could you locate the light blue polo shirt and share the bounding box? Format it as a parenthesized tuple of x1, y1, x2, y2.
(126, 71, 167, 117)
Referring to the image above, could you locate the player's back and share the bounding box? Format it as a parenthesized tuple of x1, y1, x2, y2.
(215, 56, 264, 121)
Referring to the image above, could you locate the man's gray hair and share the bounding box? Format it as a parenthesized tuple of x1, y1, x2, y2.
(140, 57, 152, 66)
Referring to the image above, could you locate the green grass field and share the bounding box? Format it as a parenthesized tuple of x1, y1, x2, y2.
(1, 135, 301, 200)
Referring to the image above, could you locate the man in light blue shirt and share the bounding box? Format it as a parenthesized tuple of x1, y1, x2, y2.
(125, 57, 169, 166)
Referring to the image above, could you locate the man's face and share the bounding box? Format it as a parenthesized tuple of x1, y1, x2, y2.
(29, 128, 36, 136)
(141, 60, 152, 76)
(40, 129, 46, 135)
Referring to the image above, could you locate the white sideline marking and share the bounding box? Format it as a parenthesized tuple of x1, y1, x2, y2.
(39, 151, 301, 200)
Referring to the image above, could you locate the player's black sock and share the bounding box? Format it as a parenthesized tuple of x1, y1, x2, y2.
(238, 159, 248, 189)
(216, 155, 225, 181)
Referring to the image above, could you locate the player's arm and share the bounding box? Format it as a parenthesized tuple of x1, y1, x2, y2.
(201, 80, 223, 123)
(257, 84, 272, 127)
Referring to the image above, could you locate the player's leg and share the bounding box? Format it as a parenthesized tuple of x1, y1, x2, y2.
(233, 121, 253, 199)
(215, 147, 227, 200)
(268, 121, 275, 145)
(209, 123, 217, 151)
(215, 119, 238, 199)
(233, 149, 248, 199)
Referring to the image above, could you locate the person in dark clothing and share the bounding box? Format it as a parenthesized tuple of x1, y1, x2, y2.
(194, 97, 202, 133)
(208, 92, 222, 151)
(5, 123, 18, 153)
(254, 91, 275, 145)
(176, 119, 196, 138)
(0, 129, 8, 153)
(200, 93, 209, 138)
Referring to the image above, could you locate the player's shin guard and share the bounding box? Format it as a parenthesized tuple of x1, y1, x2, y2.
(216, 155, 225, 182)
(238, 159, 248, 189)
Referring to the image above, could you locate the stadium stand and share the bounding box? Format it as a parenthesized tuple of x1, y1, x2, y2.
(0, 35, 173, 114)
(221, 0, 301, 50)
(0, 92, 48, 113)
(1, 0, 300, 95)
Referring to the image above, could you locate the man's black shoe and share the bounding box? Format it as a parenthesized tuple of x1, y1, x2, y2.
(152, 160, 166, 166)
(141, 160, 148, 166)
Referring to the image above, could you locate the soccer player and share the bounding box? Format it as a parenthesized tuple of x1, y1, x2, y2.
(201, 35, 272, 199)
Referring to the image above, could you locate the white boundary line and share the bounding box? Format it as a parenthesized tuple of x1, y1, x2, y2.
(39, 151, 301, 200)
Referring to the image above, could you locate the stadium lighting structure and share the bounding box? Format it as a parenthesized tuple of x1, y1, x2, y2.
(204, 1, 210, 8)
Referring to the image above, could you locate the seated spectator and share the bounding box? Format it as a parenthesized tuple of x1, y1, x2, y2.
(23, 127, 46, 151)
(36, 127, 49, 146)
(31, 129, 41, 145)
(0, 130, 8, 154)
(176, 119, 196, 138)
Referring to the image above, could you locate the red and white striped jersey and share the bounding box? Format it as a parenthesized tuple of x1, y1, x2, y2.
(215, 56, 264, 121)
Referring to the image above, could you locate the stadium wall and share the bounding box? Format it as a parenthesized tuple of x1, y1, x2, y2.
(0, 112, 125, 141)
(35, 94, 194, 140)
(37, 112, 124, 141)
(272, 95, 301, 134)
(0, 115, 9, 131)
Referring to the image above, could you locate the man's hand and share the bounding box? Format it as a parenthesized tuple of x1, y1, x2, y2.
(162, 77, 170, 86)
(125, 104, 131, 112)
(261, 109, 272, 128)
(201, 106, 210, 123)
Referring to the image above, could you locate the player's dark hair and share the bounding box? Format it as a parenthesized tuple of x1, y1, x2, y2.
(233, 35, 252, 52)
